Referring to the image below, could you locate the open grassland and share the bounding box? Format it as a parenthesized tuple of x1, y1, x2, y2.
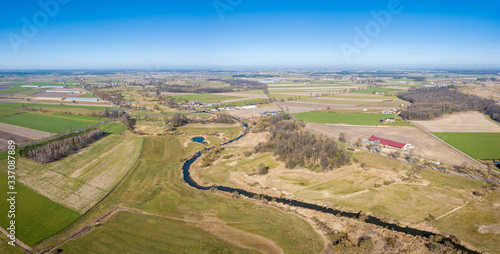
(171, 93, 243, 103)
(0, 177, 80, 246)
(294, 111, 412, 126)
(332, 184, 467, 223)
(433, 132, 500, 160)
(294, 170, 386, 199)
(35, 135, 323, 254)
(0, 113, 96, 133)
(60, 211, 258, 254)
(101, 122, 126, 135)
(199, 152, 280, 185)
(15, 136, 143, 213)
(433, 191, 500, 254)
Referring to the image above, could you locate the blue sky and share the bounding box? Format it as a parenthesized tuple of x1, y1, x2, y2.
(1, 0, 499, 69)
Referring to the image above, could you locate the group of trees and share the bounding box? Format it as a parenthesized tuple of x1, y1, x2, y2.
(149, 79, 266, 94)
(398, 86, 500, 122)
(93, 89, 124, 106)
(254, 116, 351, 171)
(20, 129, 104, 164)
(166, 113, 235, 128)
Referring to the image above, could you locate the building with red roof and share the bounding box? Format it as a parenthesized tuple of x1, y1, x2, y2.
(368, 135, 411, 150)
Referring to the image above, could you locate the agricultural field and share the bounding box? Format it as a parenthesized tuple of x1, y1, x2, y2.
(0, 102, 111, 110)
(353, 88, 399, 94)
(33, 134, 323, 254)
(16, 136, 143, 213)
(413, 112, 500, 133)
(293, 111, 411, 126)
(0, 113, 98, 133)
(171, 93, 243, 103)
(432, 132, 500, 160)
(0, 176, 81, 245)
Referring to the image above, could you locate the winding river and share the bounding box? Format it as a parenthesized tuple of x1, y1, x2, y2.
(182, 117, 480, 254)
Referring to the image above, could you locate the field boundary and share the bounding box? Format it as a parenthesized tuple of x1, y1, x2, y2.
(0, 227, 34, 253)
(411, 121, 488, 170)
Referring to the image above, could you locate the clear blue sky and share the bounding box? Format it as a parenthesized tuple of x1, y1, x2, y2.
(1, 0, 499, 69)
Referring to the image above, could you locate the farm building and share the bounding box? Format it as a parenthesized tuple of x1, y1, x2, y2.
(368, 135, 411, 150)
(66, 97, 99, 102)
(238, 105, 258, 110)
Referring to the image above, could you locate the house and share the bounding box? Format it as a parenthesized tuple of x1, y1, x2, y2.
(385, 118, 395, 123)
(368, 135, 411, 150)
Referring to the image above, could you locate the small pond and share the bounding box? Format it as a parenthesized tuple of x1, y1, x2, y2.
(192, 137, 207, 145)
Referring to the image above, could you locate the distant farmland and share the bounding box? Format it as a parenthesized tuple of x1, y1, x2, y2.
(293, 111, 412, 126)
(432, 132, 500, 160)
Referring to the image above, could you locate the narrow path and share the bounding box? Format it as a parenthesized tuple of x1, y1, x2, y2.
(0, 227, 35, 253)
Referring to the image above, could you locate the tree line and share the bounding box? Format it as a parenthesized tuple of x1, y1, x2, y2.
(254, 115, 351, 171)
(398, 86, 500, 122)
(20, 129, 104, 164)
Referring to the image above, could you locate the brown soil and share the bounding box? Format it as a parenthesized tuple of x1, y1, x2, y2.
(412, 112, 500, 133)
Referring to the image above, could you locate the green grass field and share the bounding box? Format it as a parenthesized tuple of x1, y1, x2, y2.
(0, 177, 81, 245)
(60, 211, 257, 254)
(0, 109, 21, 118)
(0, 113, 96, 133)
(353, 88, 398, 94)
(53, 114, 109, 122)
(171, 94, 243, 103)
(432, 132, 500, 160)
(293, 111, 412, 126)
(101, 122, 126, 135)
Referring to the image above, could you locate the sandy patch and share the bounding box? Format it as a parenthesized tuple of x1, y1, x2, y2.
(412, 112, 500, 133)
(478, 222, 500, 234)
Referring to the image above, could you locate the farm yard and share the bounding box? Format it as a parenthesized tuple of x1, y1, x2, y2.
(306, 123, 477, 166)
